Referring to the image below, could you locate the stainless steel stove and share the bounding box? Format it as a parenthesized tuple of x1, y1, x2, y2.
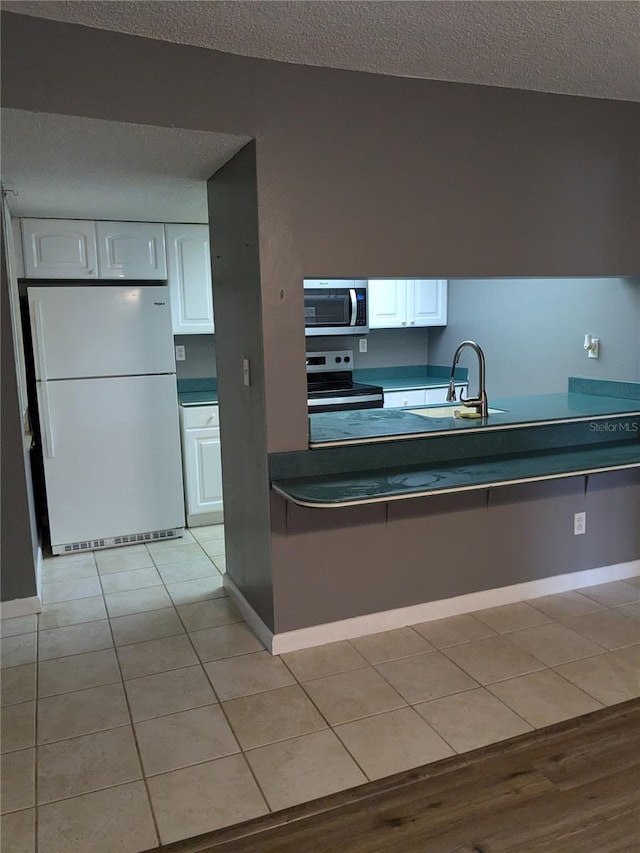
(306, 350, 384, 413)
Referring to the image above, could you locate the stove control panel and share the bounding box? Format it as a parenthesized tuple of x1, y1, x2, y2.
(306, 350, 354, 373)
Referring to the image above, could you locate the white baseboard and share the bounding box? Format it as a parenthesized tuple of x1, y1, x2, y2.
(1, 595, 42, 619)
(226, 560, 640, 656)
(187, 511, 224, 528)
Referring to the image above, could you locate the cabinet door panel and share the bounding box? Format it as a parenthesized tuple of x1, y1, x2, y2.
(183, 427, 223, 515)
(368, 280, 408, 328)
(412, 279, 448, 326)
(97, 222, 167, 279)
(22, 219, 98, 279)
(383, 389, 426, 408)
(166, 225, 214, 334)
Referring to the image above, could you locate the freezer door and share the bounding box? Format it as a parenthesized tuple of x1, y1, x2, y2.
(37, 374, 185, 548)
(28, 285, 175, 379)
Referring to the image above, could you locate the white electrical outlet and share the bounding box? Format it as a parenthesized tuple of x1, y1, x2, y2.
(574, 512, 586, 535)
(243, 358, 251, 387)
(359, 338, 368, 353)
(175, 345, 186, 361)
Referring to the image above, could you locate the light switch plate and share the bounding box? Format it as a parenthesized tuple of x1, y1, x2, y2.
(243, 358, 251, 386)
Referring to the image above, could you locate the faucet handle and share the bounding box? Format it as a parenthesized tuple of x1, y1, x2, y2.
(445, 380, 457, 402)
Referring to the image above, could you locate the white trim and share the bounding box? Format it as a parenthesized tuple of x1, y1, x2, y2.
(1, 595, 42, 619)
(223, 575, 275, 652)
(226, 559, 640, 655)
(36, 545, 43, 600)
(187, 511, 224, 528)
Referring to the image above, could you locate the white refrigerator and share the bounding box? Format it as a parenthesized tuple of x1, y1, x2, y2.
(28, 285, 185, 555)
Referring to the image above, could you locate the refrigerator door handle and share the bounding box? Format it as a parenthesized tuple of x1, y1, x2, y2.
(38, 383, 56, 458)
(32, 300, 49, 381)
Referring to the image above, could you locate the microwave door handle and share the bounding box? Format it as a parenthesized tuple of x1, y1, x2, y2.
(349, 289, 357, 326)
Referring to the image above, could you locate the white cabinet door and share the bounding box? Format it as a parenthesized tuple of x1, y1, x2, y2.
(368, 279, 408, 328)
(183, 426, 224, 516)
(383, 389, 427, 408)
(411, 280, 448, 326)
(424, 384, 468, 404)
(166, 224, 214, 334)
(96, 221, 167, 280)
(22, 219, 98, 279)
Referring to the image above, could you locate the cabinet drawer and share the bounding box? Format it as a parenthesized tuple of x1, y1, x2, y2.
(383, 389, 427, 408)
(182, 405, 219, 429)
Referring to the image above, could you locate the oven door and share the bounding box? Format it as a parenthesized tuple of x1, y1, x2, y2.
(307, 384, 384, 414)
(304, 281, 368, 336)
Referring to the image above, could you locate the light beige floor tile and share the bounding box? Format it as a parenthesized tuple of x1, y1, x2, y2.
(376, 651, 477, 703)
(335, 707, 454, 781)
(622, 575, 640, 588)
(213, 556, 227, 573)
(43, 552, 96, 569)
(0, 616, 38, 639)
(414, 687, 533, 752)
(191, 525, 225, 543)
(190, 622, 264, 662)
(105, 585, 172, 618)
(616, 602, 640, 623)
(350, 627, 433, 663)
(135, 704, 238, 776)
(39, 596, 107, 630)
(156, 558, 217, 584)
(38, 621, 112, 661)
(488, 669, 602, 728)
(99, 567, 162, 594)
(611, 644, 640, 669)
(1, 701, 35, 753)
(38, 649, 120, 698)
(148, 754, 268, 845)
(110, 608, 184, 647)
(41, 560, 97, 583)
(281, 640, 368, 682)
(125, 665, 217, 722)
(146, 531, 195, 550)
(0, 748, 34, 814)
(204, 651, 295, 700)
(95, 547, 154, 574)
(165, 575, 226, 605)
(1, 635, 36, 670)
(413, 613, 497, 648)
(1, 664, 36, 707)
(527, 590, 605, 621)
(37, 781, 157, 853)
(563, 609, 640, 649)
(577, 580, 640, 607)
(0, 808, 34, 853)
(38, 684, 129, 744)
(42, 576, 102, 605)
(303, 666, 406, 725)
(177, 598, 242, 632)
(442, 636, 545, 685)
(38, 726, 141, 803)
(148, 543, 205, 566)
(246, 729, 366, 810)
(223, 684, 326, 750)
(555, 652, 640, 705)
(202, 539, 225, 558)
(507, 622, 605, 666)
(116, 634, 198, 680)
(473, 602, 551, 633)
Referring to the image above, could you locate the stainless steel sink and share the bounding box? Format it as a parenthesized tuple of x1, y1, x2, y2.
(407, 405, 506, 419)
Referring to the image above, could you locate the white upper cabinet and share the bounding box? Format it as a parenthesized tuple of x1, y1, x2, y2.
(22, 219, 98, 279)
(96, 221, 167, 280)
(166, 224, 214, 334)
(368, 279, 447, 328)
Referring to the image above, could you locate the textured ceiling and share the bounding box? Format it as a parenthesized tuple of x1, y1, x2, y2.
(3, 0, 640, 101)
(1, 110, 250, 221)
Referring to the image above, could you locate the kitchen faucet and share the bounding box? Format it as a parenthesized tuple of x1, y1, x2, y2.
(446, 340, 488, 417)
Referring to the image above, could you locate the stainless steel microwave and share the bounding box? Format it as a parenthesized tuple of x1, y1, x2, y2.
(303, 279, 368, 336)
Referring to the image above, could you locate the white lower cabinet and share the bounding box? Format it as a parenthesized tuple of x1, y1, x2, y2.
(383, 384, 468, 408)
(180, 405, 223, 526)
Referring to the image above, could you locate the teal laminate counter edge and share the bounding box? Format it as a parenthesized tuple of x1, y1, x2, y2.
(177, 378, 218, 406)
(271, 440, 640, 507)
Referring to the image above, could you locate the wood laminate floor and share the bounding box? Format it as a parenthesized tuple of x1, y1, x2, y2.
(158, 699, 640, 853)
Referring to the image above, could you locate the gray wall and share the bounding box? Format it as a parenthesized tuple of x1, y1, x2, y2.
(306, 328, 430, 369)
(430, 278, 640, 398)
(271, 469, 640, 632)
(1, 206, 39, 602)
(174, 335, 217, 380)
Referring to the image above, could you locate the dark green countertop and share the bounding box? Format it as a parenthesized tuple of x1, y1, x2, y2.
(309, 392, 640, 447)
(272, 440, 640, 507)
(177, 378, 218, 406)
